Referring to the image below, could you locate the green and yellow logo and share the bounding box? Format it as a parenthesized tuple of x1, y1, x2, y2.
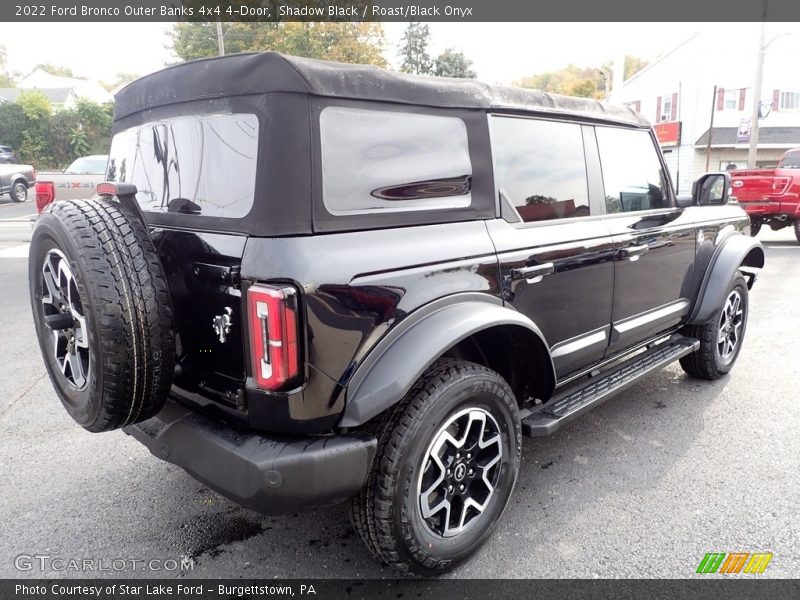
(696, 552, 773, 574)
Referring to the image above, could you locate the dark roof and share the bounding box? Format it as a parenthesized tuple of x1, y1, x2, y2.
(695, 126, 800, 147)
(0, 87, 74, 104)
(115, 52, 647, 127)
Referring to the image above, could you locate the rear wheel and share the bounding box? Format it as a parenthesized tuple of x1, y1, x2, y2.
(680, 274, 748, 380)
(12, 181, 27, 202)
(349, 359, 521, 575)
(29, 198, 174, 432)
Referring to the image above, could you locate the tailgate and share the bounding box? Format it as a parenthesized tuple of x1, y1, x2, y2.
(151, 229, 247, 409)
(731, 169, 787, 201)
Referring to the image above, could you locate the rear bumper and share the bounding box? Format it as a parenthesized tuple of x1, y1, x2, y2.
(123, 399, 376, 515)
(740, 196, 800, 218)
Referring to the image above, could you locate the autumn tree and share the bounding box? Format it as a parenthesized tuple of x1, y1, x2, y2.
(168, 22, 387, 67)
(434, 49, 476, 79)
(399, 22, 433, 75)
(517, 55, 648, 99)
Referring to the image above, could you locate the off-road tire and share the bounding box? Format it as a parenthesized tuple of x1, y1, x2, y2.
(348, 358, 521, 575)
(12, 181, 27, 202)
(29, 198, 174, 432)
(680, 274, 748, 380)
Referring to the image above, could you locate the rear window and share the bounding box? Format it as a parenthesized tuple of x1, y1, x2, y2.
(779, 151, 800, 169)
(319, 106, 472, 215)
(106, 113, 258, 218)
(66, 156, 107, 175)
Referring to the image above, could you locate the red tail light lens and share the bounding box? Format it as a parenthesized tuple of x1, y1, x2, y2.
(247, 284, 300, 391)
(35, 182, 55, 213)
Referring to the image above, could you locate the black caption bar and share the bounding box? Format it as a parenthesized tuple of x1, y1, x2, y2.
(3, 0, 800, 22)
(3, 580, 800, 600)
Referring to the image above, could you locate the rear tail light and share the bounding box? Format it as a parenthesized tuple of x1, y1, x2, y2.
(35, 182, 55, 213)
(247, 284, 301, 391)
(772, 177, 790, 195)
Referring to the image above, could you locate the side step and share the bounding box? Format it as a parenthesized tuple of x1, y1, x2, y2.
(522, 335, 699, 437)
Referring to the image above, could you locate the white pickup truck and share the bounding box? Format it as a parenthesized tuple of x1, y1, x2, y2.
(0, 163, 36, 202)
(35, 155, 108, 212)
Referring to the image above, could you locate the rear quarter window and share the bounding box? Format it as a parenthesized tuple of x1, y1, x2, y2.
(106, 113, 258, 218)
(319, 106, 472, 215)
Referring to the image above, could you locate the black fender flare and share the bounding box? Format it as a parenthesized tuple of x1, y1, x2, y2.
(339, 293, 554, 428)
(688, 232, 764, 325)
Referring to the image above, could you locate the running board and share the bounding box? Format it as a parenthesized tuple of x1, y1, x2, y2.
(522, 336, 699, 437)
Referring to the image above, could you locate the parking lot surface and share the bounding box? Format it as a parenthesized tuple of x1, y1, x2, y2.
(0, 218, 798, 579)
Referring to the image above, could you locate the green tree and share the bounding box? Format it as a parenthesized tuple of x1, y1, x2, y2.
(168, 22, 386, 67)
(0, 95, 112, 169)
(0, 45, 14, 87)
(0, 103, 27, 148)
(433, 49, 476, 79)
(399, 23, 433, 75)
(17, 90, 51, 120)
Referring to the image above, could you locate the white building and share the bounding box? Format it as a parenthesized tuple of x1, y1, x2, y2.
(611, 26, 800, 194)
(17, 68, 113, 105)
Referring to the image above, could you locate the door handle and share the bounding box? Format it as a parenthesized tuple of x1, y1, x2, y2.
(620, 244, 650, 261)
(510, 262, 555, 283)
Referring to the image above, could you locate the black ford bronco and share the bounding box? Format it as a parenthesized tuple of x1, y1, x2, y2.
(29, 53, 764, 575)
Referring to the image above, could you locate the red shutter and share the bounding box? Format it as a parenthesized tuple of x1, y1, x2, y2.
(716, 88, 725, 111)
(656, 96, 662, 121)
(670, 92, 678, 121)
(773, 89, 780, 111)
(739, 88, 746, 111)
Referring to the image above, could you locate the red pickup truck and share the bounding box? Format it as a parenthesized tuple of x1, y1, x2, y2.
(731, 148, 800, 242)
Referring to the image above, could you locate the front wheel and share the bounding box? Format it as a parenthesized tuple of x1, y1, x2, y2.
(349, 359, 521, 575)
(680, 274, 749, 380)
(794, 220, 800, 243)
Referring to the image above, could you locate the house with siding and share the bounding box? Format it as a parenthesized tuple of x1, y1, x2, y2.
(610, 28, 800, 194)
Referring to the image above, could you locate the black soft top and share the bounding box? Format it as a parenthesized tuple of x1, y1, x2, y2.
(115, 52, 648, 127)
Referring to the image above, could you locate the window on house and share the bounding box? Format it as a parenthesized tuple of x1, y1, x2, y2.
(659, 95, 672, 122)
(724, 90, 739, 110)
(779, 91, 800, 110)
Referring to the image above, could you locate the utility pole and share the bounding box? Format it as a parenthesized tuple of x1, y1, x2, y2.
(706, 85, 717, 172)
(747, 20, 766, 169)
(216, 20, 226, 56)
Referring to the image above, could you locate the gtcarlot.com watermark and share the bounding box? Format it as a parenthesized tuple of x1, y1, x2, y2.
(14, 554, 194, 573)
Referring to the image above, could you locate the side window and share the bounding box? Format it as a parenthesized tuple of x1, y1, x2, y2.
(319, 106, 472, 215)
(596, 127, 670, 213)
(491, 117, 590, 223)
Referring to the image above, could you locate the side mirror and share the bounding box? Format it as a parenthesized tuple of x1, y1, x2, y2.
(692, 172, 731, 206)
(675, 194, 694, 208)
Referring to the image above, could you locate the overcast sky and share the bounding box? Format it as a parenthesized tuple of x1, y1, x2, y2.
(0, 22, 793, 85)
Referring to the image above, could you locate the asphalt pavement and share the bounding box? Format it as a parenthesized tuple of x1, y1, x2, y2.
(0, 216, 798, 580)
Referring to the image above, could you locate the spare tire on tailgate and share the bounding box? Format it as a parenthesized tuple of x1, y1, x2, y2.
(29, 198, 174, 432)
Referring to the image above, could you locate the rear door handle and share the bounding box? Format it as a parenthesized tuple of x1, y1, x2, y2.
(510, 262, 555, 283)
(620, 244, 650, 261)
